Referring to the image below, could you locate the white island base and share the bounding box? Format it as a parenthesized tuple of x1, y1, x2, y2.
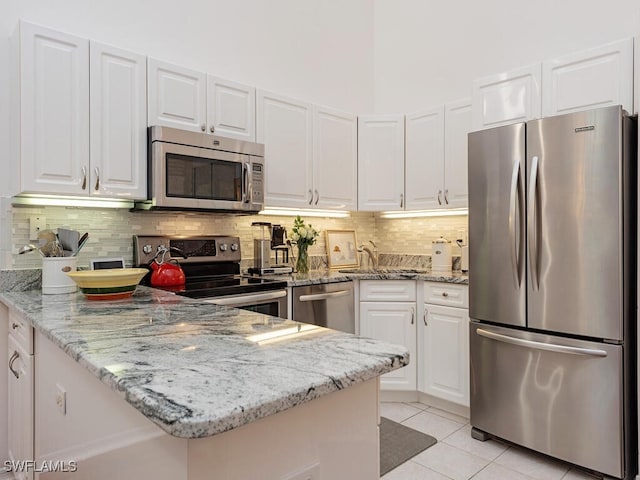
(34, 332, 380, 480)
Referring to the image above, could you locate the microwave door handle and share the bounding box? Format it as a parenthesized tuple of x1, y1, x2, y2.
(242, 162, 250, 203)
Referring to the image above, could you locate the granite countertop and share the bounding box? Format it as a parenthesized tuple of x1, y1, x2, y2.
(0, 287, 408, 439)
(262, 269, 469, 286)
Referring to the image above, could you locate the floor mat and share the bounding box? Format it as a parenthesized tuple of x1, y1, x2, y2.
(379, 416, 437, 476)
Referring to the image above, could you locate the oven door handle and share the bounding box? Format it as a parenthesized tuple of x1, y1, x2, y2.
(204, 289, 287, 306)
(298, 290, 350, 302)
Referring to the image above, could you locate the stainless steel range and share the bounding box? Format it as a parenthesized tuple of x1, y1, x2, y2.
(134, 235, 288, 318)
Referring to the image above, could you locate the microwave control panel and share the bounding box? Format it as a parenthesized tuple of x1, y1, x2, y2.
(251, 162, 264, 203)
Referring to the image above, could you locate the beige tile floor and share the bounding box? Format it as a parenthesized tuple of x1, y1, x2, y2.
(380, 402, 601, 480)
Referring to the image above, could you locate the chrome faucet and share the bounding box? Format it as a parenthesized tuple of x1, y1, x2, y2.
(358, 240, 379, 269)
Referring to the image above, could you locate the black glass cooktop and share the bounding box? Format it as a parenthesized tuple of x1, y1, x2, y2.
(166, 275, 288, 299)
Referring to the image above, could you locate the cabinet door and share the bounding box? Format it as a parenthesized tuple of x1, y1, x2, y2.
(207, 76, 256, 141)
(405, 107, 444, 210)
(147, 58, 206, 132)
(7, 337, 34, 480)
(257, 90, 313, 208)
(357, 115, 405, 211)
(443, 99, 472, 208)
(90, 42, 147, 199)
(19, 22, 89, 196)
(542, 38, 633, 117)
(360, 302, 416, 391)
(419, 304, 469, 406)
(472, 64, 541, 131)
(313, 106, 357, 210)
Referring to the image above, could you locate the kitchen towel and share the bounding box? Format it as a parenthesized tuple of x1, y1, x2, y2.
(379, 416, 437, 476)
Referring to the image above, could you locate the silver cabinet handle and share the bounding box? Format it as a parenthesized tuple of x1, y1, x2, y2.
(210, 125, 215, 133)
(400, 193, 404, 208)
(410, 307, 415, 325)
(527, 156, 540, 290)
(201, 124, 206, 132)
(423, 307, 428, 326)
(94, 167, 100, 191)
(8, 351, 19, 379)
(477, 328, 607, 357)
(308, 189, 313, 205)
(437, 190, 442, 205)
(314, 190, 319, 205)
(444, 189, 449, 205)
(11, 322, 19, 330)
(299, 290, 350, 302)
(81, 166, 87, 190)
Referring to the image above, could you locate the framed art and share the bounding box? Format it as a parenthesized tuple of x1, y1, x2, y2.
(326, 230, 359, 269)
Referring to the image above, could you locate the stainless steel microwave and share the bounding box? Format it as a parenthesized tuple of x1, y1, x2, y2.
(133, 126, 265, 213)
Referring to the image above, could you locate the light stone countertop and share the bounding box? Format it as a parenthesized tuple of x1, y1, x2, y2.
(0, 287, 409, 439)
(260, 269, 469, 286)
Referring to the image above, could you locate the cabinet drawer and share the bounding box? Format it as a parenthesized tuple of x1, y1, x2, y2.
(360, 280, 416, 302)
(424, 282, 468, 308)
(8, 310, 34, 355)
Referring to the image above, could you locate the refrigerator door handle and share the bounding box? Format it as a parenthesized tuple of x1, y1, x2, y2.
(527, 155, 540, 290)
(476, 328, 608, 357)
(509, 158, 523, 289)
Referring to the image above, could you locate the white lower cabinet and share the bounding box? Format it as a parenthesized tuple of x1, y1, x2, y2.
(419, 282, 469, 407)
(6, 310, 35, 480)
(359, 281, 416, 391)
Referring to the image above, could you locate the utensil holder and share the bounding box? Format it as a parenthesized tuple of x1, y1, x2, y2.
(42, 257, 78, 294)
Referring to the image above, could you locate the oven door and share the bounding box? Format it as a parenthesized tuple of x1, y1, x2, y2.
(152, 141, 263, 212)
(203, 289, 288, 318)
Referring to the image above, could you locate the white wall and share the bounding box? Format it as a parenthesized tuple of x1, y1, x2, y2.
(373, 0, 640, 113)
(0, 0, 375, 192)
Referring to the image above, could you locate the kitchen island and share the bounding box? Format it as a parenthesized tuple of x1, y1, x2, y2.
(0, 286, 408, 479)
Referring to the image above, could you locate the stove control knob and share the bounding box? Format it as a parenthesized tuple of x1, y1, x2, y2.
(230, 243, 239, 252)
(219, 243, 228, 252)
(142, 244, 153, 255)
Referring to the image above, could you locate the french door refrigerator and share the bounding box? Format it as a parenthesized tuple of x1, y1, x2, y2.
(468, 105, 637, 479)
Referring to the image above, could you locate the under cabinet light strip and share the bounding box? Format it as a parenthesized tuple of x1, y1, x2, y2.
(379, 208, 468, 219)
(12, 195, 134, 209)
(258, 208, 350, 218)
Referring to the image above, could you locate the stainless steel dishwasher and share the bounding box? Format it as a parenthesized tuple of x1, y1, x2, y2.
(292, 281, 354, 333)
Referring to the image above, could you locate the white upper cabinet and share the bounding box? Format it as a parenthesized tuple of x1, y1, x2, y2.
(358, 115, 405, 211)
(472, 64, 542, 131)
(147, 58, 207, 132)
(405, 106, 444, 210)
(443, 99, 472, 208)
(542, 38, 634, 117)
(405, 99, 471, 210)
(257, 90, 314, 208)
(15, 21, 90, 195)
(148, 59, 256, 141)
(90, 42, 147, 199)
(313, 106, 358, 210)
(207, 76, 256, 141)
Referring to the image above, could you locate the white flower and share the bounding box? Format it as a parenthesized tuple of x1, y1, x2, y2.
(298, 227, 307, 238)
(291, 232, 300, 242)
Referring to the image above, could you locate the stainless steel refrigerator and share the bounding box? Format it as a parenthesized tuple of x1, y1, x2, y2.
(468, 105, 637, 479)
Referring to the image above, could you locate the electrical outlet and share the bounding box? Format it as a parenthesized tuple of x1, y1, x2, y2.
(55, 384, 66, 415)
(29, 216, 46, 240)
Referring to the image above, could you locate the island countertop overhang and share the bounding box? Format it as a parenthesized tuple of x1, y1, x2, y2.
(0, 286, 409, 439)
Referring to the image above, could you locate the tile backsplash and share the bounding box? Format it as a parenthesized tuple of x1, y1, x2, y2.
(4, 204, 468, 270)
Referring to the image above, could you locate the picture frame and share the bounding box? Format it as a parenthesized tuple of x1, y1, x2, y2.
(325, 230, 359, 269)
